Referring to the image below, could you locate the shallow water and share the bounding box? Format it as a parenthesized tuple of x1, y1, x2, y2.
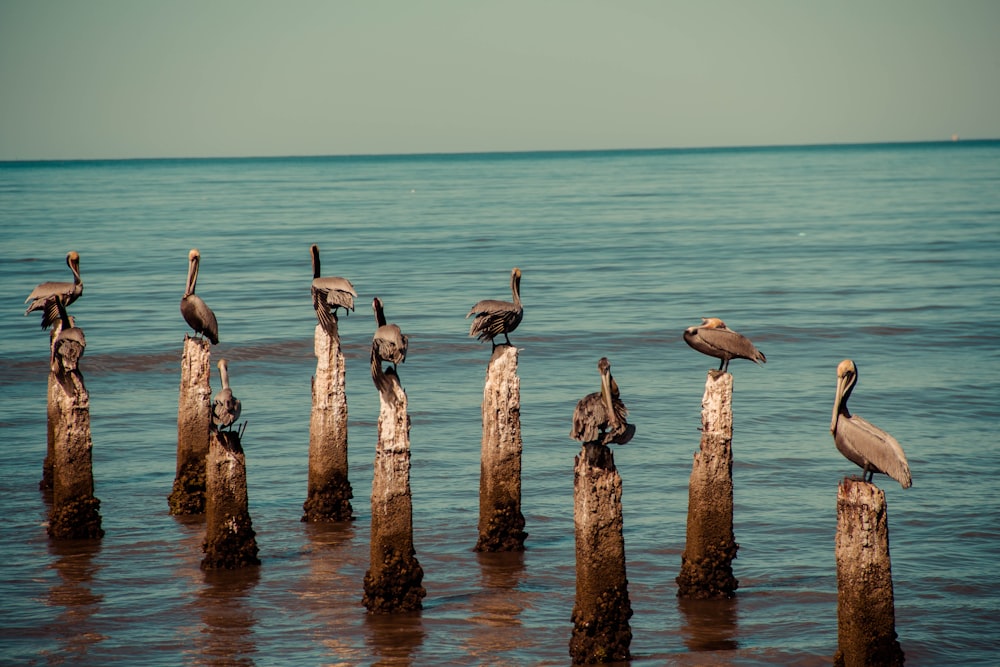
(1, 142, 999, 665)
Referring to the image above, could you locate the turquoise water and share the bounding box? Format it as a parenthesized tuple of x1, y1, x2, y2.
(1, 142, 998, 665)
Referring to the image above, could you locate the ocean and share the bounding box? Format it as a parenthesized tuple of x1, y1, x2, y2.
(1, 142, 998, 665)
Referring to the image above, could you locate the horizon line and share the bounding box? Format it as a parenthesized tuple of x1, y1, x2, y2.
(2, 137, 996, 165)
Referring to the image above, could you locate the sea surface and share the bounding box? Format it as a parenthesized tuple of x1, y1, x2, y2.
(1, 142, 998, 666)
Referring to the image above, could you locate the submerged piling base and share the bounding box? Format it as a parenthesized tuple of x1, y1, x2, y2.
(570, 442, 632, 664)
(303, 324, 354, 522)
(170, 336, 212, 515)
(677, 370, 738, 599)
(201, 430, 259, 570)
(48, 349, 103, 540)
(363, 370, 425, 613)
(834, 478, 904, 667)
(476, 345, 527, 552)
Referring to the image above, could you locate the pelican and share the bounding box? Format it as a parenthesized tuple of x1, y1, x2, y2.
(467, 267, 523, 349)
(311, 244, 357, 334)
(571, 357, 635, 446)
(831, 359, 912, 489)
(50, 295, 86, 373)
(683, 317, 766, 373)
(371, 296, 408, 372)
(212, 359, 242, 432)
(180, 248, 219, 344)
(25, 251, 83, 330)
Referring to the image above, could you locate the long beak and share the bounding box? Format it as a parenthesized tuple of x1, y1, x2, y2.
(831, 376, 847, 433)
(601, 370, 618, 429)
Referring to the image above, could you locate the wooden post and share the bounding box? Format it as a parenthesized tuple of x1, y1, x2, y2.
(677, 370, 739, 599)
(363, 369, 425, 613)
(41, 323, 61, 492)
(201, 430, 260, 570)
(48, 329, 103, 540)
(476, 345, 527, 552)
(570, 442, 632, 664)
(169, 335, 212, 515)
(303, 323, 354, 522)
(834, 478, 904, 667)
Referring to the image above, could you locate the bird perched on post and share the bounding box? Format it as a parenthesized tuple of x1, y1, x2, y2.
(571, 357, 635, 446)
(49, 295, 86, 374)
(212, 359, 242, 433)
(830, 359, 912, 489)
(370, 297, 408, 392)
(467, 267, 523, 349)
(310, 244, 356, 334)
(683, 317, 765, 373)
(180, 249, 219, 344)
(25, 251, 83, 330)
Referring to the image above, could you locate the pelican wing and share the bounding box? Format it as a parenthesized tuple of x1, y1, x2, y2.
(571, 392, 606, 443)
(836, 414, 912, 488)
(373, 324, 408, 365)
(693, 326, 765, 364)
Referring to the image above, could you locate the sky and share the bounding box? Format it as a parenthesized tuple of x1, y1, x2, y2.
(1, 0, 998, 160)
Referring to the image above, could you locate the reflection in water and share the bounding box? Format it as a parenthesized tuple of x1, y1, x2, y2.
(193, 567, 261, 666)
(45, 539, 105, 664)
(466, 551, 528, 660)
(365, 611, 426, 666)
(301, 520, 368, 662)
(678, 596, 739, 652)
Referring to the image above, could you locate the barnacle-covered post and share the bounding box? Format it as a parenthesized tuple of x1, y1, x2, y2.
(677, 370, 739, 599)
(202, 429, 259, 569)
(48, 313, 103, 540)
(303, 322, 354, 522)
(834, 478, 904, 666)
(363, 359, 425, 612)
(169, 335, 212, 514)
(475, 345, 527, 552)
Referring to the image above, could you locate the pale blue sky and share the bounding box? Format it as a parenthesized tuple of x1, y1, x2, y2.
(2, 0, 998, 160)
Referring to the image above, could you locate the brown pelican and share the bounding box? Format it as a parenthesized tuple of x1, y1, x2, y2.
(371, 296, 408, 368)
(212, 359, 242, 432)
(180, 248, 219, 344)
(467, 267, 523, 349)
(25, 251, 83, 330)
(831, 359, 912, 489)
(571, 357, 635, 446)
(311, 244, 357, 333)
(683, 317, 766, 373)
(50, 295, 86, 373)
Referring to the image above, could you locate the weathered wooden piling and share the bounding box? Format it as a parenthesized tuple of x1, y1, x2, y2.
(677, 370, 739, 599)
(201, 430, 260, 570)
(169, 335, 212, 515)
(570, 442, 632, 664)
(834, 478, 904, 667)
(47, 325, 103, 540)
(303, 323, 354, 522)
(476, 345, 527, 552)
(363, 367, 425, 613)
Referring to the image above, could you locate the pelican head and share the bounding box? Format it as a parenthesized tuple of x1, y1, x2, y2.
(831, 359, 858, 433)
(185, 249, 201, 296)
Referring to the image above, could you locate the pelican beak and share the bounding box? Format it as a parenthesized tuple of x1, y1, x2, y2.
(601, 369, 618, 429)
(831, 375, 847, 433)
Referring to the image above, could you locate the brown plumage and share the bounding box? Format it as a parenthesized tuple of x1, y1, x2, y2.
(683, 317, 765, 373)
(49, 295, 86, 373)
(370, 297, 408, 391)
(467, 267, 523, 349)
(180, 248, 219, 344)
(831, 359, 912, 489)
(212, 359, 242, 432)
(571, 357, 635, 446)
(310, 244, 356, 334)
(25, 251, 83, 330)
